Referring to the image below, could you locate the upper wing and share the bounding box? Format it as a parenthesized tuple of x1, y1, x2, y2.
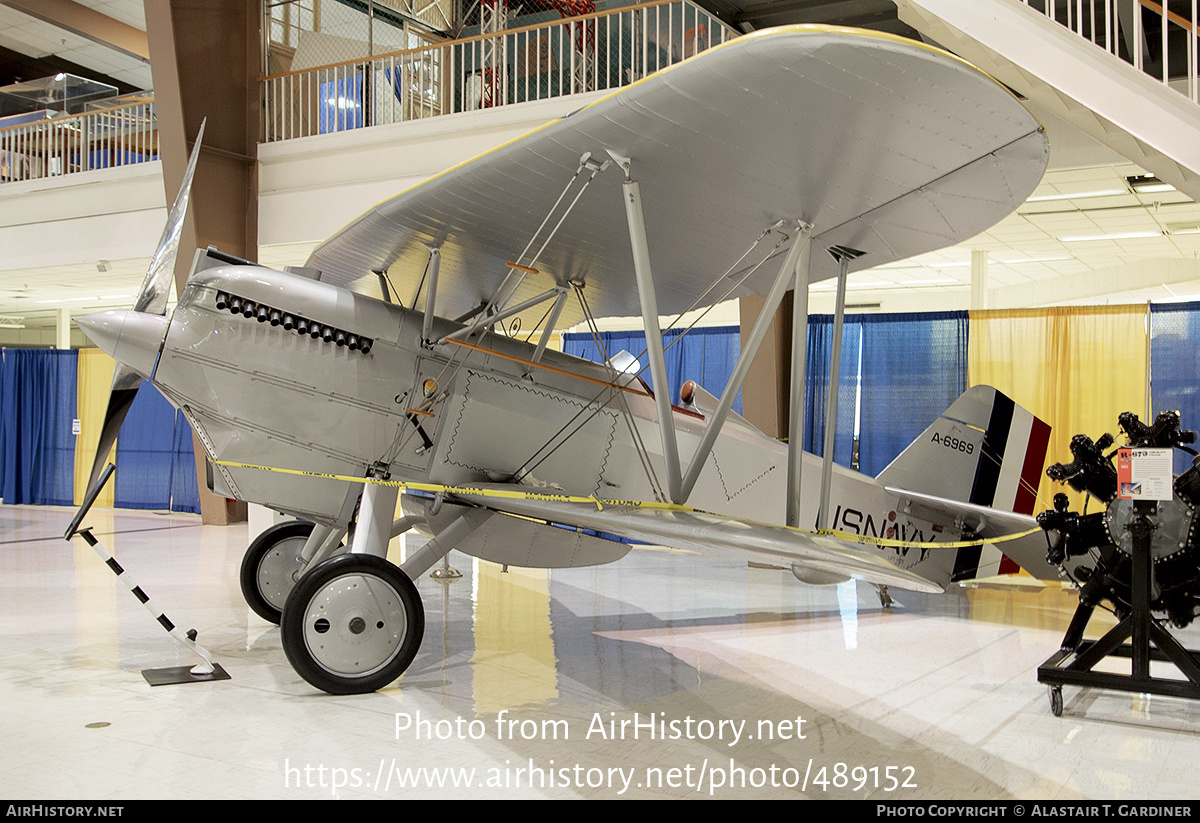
(306, 25, 1048, 327)
(452, 488, 945, 593)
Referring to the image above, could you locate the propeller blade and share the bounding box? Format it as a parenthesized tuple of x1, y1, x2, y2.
(79, 119, 206, 490)
(134, 118, 206, 316)
(86, 365, 141, 492)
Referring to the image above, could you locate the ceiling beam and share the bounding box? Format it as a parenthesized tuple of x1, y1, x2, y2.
(0, 0, 150, 63)
(730, 0, 895, 26)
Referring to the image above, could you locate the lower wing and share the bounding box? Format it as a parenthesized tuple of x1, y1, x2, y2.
(451, 487, 944, 594)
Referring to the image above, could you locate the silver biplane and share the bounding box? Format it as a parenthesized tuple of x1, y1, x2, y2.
(75, 25, 1056, 694)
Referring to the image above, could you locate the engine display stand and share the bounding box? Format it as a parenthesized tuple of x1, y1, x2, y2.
(1038, 501, 1200, 716)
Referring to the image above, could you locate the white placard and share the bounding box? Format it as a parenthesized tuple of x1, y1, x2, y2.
(1116, 447, 1173, 501)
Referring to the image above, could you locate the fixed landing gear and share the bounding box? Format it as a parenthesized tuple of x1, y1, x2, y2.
(280, 553, 425, 694)
(240, 520, 316, 624)
(243, 488, 456, 693)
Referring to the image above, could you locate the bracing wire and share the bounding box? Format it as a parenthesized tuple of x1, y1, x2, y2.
(507, 222, 794, 497)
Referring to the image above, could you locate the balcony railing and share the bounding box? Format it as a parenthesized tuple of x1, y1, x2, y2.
(1020, 0, 1200, 102)
(261, 0, 736, 143)
(0, 97, 158, 184)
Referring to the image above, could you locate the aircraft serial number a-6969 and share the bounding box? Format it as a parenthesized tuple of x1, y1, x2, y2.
(74, 25, 1057, 694)
(932, 433, 976, 455)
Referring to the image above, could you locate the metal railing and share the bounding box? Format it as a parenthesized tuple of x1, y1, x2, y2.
(0, 97, 158, 184)
(1021, 0, 1200, 102)
(261, 0, 735, 142)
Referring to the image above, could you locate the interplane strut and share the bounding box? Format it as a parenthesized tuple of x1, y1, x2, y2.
(616, 154, 817, 507)
(817, 245, 865, 530)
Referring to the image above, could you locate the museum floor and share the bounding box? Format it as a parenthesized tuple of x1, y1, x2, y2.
(3, 504, 1199, 800)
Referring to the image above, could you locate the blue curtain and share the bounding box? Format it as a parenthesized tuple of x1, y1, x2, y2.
(0, 349, 78, 506)
(0, 350, 198, 512)
(115, 383, 175, 509)
(562, 326, 742, 413)
(170, 413, 201, 514)
(1150, 302, 1200, 474)
(803, 316, 860, 466)
(114, 382, 201, 513)
(858, 311, 969, 477)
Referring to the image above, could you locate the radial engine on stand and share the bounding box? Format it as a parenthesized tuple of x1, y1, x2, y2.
(1034, 410, 1200, 715)
(1037, 411, 1200, 628)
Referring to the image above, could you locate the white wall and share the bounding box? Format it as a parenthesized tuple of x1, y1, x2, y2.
(257, 92, 608, 252)
(0, 162, 167, 272)
(0, 94, 608, 291)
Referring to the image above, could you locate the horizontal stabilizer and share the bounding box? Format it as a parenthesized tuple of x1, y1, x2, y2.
(883, 486, 1057, 581)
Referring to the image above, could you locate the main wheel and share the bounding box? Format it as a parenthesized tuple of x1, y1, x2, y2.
(280, 553, 424, 694)
(240, 520, 315, 625)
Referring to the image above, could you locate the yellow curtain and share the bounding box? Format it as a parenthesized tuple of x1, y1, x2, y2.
(969, 304, 1148, 514)
(74, 348, 117, 507)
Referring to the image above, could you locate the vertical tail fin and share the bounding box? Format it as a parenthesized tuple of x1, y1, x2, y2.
(875, 386, 1052, 582)
(875, 386, 1050, 515)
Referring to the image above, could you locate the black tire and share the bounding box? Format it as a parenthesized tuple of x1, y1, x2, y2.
(240, 521, 315, 625)
(280, 553, 424, 694)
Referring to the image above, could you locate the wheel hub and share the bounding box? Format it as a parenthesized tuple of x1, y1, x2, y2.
(303, 573, 407, 676)
(281, 553, 425, 694)
(256, 536, 308, 610)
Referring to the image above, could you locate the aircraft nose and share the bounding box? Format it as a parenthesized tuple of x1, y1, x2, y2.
(76, 310, 168, 380)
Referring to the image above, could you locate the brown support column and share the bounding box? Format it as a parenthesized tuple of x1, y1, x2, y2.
(738, 292, 794, 441)
(146, 0, 260, 525)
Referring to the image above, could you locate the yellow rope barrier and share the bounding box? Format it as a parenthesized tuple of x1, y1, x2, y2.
(216, 460, 1043, 550)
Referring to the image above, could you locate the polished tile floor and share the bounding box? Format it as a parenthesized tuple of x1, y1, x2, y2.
(3, 503, 1200, 800)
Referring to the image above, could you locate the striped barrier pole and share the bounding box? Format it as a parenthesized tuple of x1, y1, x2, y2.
(66, 463, 226, 684)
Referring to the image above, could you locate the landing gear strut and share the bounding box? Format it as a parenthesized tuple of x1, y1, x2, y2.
(264, 484, 466, 693)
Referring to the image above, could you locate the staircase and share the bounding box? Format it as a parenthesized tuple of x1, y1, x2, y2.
(894, 0, 1200, 201)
